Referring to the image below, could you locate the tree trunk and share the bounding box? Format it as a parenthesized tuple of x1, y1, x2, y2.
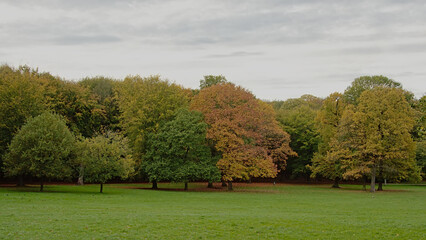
(152, 180, 158, 190)
(377, 181, 383, 191)
(247, 178, 252, 184)
(221, 180, 227, 187)
(100, 183, 103, 193)
(370, 167, 376, 193)
(17, 175, 24, 187)
(332, 177, 340, 188)
(227, 181, 233, 191)
(207, 181, 213, 188)
(362, 175, 367, 191)
(184, 182, 188, 191)
(377, 170, 383, 191)
(77, 165, 84, 185)
(40, 178, 44, 192)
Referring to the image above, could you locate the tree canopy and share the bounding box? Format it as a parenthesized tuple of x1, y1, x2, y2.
(191, 83, 295, 189)
(144, 108, 220, 190)
(77, 132, 134, 193)
(199, 75, 228, 89)
(0, 65, 47, 177)
(0, 65, 423, 190)
(3, 112, 76, 191)
(343, 75, 401, 105)
(79, 76, 121, 132)
(309, 92, 347, 187)
(273, 95, 322, 179)
(344, 88, 420, 191)
(115, 75, 190, 168)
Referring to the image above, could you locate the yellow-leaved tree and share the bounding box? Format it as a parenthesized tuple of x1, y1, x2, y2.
(346, 88, 420, 192)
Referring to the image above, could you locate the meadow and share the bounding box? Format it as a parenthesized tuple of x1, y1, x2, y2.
(0, 183, 425, 239)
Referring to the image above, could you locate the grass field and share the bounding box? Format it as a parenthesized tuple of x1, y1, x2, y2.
(0, 182, 425, 239)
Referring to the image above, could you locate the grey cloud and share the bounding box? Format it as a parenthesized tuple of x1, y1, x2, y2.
(53, 34, 122, 45)
(393, 71, 426, 78)
(2, 0, 426, 48)
(1, 0, 425, 100)
(204, 51, 263, 59)
(329, 46, 384, 55)
(0, 16, 125, 47)
(393, 42, 426, 53)
(326, 41, 426, 56)
(1, 0, 134, 11)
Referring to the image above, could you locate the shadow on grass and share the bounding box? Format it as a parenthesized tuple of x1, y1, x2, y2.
(1, 182, 416, 194)
(0, 184, 122, 195)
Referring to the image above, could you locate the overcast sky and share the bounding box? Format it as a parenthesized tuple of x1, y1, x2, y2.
(1, 0, 425, 100)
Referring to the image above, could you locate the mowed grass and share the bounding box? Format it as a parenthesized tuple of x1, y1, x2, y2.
(0, 183, 425, 239)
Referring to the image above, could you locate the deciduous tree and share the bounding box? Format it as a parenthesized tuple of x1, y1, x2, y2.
(309, 93, 346, 187)
(0, 65, 47, 180)
(191, 83, 294, 190)
(77, 132, 134, 193)
(3, 112, 75, 191)
(43, 78, 103, 138)
(343, 75, 401, 105)
(349, 88, 420, 192)
(199, 75, 227, 89)
(79, 76, 121, 132)
(144, 108, 220, 190)
(115, 75, 190, 185)
(411, 95, 426, 177)
(273, 95, 322, 180)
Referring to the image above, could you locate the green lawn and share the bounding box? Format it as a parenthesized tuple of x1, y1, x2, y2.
(0, 183, 425, 239)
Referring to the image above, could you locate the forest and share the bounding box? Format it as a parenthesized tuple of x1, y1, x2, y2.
(0, 65, 424, 192)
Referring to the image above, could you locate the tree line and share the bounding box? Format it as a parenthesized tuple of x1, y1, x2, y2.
(0, 65, 424, 192)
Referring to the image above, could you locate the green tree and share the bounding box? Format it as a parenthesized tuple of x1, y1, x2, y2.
(199, 75, 228, 89)
(3, 112, 76, 191)
(144, 108, 220, 190)
(0, 65, 47, 179)
(343, 75, 401, 105)
(79, 76, 121, 132)
(76, 77, 122, 186)
(411, 96, 426, 177)
(77, 132, 134, 193)
(115, 75, 190, 185)
(43, 78, 103, 138)
(273, 95, 322, 180)
(416, 140, 426, 178)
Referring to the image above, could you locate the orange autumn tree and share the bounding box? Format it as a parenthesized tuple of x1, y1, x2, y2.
(190, 83, 295, 190)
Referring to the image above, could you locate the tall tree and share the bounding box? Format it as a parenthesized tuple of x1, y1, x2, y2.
(144, 108, 220, 190)
(43, 78, 103, 138)
(3, 112, 76, 191)
(77, 132, 134, 193)
(416, 140, 426, 178)
(309, 93, 346, 187)
(199, 75, 227, 89)
(411, 95, 426, 177)
(0, 65, 47, 179)
(191, 83, 294, 190)
(273, 95, 322, 180)
(343, 75, 401, 105)
(115, 75, 190, 185)
(79, 76, 121, 132)
(349, 88, 420, 192)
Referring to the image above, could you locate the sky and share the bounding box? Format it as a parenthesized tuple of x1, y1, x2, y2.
(1, 0, 425, 100)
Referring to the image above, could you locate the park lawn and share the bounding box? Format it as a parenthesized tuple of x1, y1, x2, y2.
(0, 183, 425, 239)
